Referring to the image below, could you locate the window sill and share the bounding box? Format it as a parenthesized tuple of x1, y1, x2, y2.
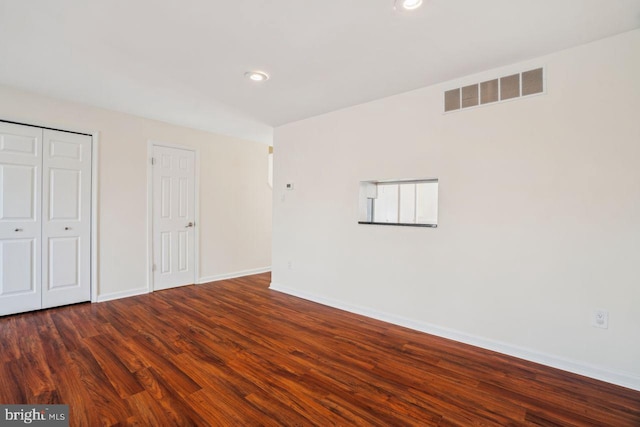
(358, 222, 437, 228)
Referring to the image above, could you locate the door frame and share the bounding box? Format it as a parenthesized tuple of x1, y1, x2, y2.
(0, 118, 99, 304)
(146, 140, 200, 292)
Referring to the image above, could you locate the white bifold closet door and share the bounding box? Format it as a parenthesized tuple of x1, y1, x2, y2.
(0, 122, 91, 316)
(41, 129, 92, 309)
(0, 123, 43, 315)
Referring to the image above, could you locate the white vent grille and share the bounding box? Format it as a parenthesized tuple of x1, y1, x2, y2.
(444, 67, 545, 113)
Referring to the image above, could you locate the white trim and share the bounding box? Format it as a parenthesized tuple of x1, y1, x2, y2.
(96, 268, 271, 301)
(269, 282, 640, 392)
(90, 132, 100, 303)
(194, 148, 200, 288)
(0, 117, 96, 136)
(96, 287, 149, 303)
(146, 140, 154, 294)
(198, 266, 271, 284)
(147, 140, 200, 293)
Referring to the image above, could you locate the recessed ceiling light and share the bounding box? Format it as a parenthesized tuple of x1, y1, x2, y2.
(245, 71, 269, 82)
(394, 0, 423, 11)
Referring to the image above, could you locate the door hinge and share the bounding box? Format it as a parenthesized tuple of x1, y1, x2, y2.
(152, 263, 157, 271)
(151, 157, 156, 165)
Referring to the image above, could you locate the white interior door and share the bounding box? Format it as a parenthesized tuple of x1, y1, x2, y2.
(41, 129, 92, 308)
(0, 122, 43, 316)
(152, 145, 195, 291)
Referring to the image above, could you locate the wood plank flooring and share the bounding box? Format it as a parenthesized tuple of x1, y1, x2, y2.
(1, 272, 639, 426)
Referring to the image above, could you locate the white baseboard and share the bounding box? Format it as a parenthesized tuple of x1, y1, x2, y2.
(96, 287, 149, 303)
(94, 267, 271, 303)
(269, 282, 640, 392)
(198, 266, 271, 284)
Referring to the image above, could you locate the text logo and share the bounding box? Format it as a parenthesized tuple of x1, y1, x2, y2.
(1, 405, 68, 426)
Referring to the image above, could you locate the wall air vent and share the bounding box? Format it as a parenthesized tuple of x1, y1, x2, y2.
(444, 67, 544, 113)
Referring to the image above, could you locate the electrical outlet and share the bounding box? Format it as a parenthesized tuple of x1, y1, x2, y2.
(287, 261, 293, 270)
(592, 309, 609, 329)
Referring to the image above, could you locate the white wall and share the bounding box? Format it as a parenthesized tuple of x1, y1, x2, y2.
(0, 85, 272, 299)
(272, 30, 640, 390)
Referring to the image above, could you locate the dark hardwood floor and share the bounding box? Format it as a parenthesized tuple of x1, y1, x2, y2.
(1, 273, 638, 426)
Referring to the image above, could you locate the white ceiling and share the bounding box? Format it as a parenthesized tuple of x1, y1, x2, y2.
(1, 1, 639, 144)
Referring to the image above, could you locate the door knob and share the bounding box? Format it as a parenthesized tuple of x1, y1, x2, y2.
(185, 222, 194, 228)
(15, 228, 23, 232)
(65, 227, 71, 230)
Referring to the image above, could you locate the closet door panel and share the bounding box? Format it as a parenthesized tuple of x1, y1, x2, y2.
(0, 122, 42, 316)
(1, 165, 37, 220)
(0, 239, 37, 292)
(48, 237, 80, 289)
(42, 129, 91, 309)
